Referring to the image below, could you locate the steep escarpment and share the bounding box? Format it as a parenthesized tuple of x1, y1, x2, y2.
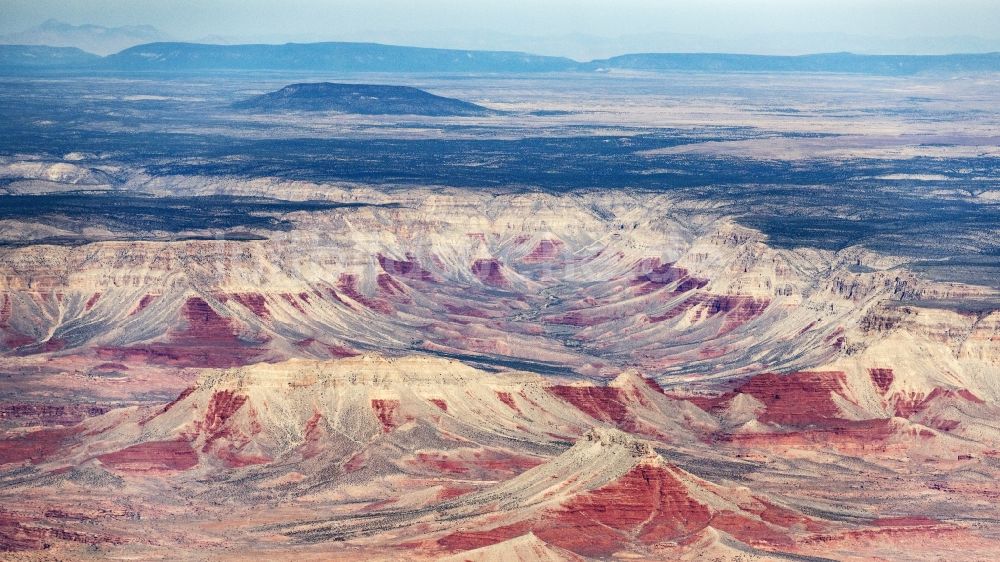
(8, 356, 712, 477)
(281, 428, 827, 558)
(5, 189, 985, 390)
(2, 353, 998, 557)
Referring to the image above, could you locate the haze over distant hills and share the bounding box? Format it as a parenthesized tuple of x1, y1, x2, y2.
(588, 52, 1000, 74)
(104, 41, 575, 73)
(0, 19, 169, 56)
(110, 42, 1000, 76)
(4, 18, 1000, 60)
(0, 44, 101, 68)
(1, 39, 999, 75)
(309, 28, 1000, 61)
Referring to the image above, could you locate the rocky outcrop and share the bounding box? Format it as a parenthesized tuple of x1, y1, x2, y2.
(5, 190, 983, 388)
(288, 428, 825, 558)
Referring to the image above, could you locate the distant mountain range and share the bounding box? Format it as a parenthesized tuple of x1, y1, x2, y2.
(587, 52, 1000, 74)
(232, 82, 497, 116)
(290, 28, 1000, 61)
(1, 40, 998, 75)
(0, 45, 100, 68)
(0, 19, 169, 56)
(105, 42, 575, 73)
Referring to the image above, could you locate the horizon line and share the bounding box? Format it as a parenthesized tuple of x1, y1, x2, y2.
(4, 39, 1000, 62)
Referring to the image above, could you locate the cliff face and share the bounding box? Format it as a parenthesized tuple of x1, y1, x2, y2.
(1, 189, 998, 559)
(11, 356, 711, 477)
(6, 190, 990, 385)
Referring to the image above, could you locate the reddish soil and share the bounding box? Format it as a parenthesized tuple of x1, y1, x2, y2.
(201, 390, 248, 436)
(548, 386, 632, 427)
(131, 294, 157, 315)
(280, 292, 306, 314)
(538, 463, 714, 557)
(737, 371, 849, 425)
(873, 516, 939, 527)
(711, 510, 794, 546)
(371, 399, 402, 432)
(146, 385, 196, 421)
(343, 451, 368, 473)
(642, 377, 666, 393)
(0, 426, 80, 465)
(0, 509, 122, 552)
(869, 368, 894, 394)
(98, 297, 268, 368)
(716, 297, 770, 333)
(97, 440, 198, 471)
(721, 419, 898, 448)
(0, 294, 35, 348)
(378, 254, 435, 281)
(323, 286, 349, 306)
(543, 310, 608, 327)
(647, 294, 702, 323)
(437, 484, 477, 501)
(438, 522, 533, 552)
(495, 391, 520, 413)
(441, 461, 803, 557)
(631, 262, 709, 296)
(376, 274, 409, 299)
(301, 412, 325, 459)
(338, 274, 392, 314)
(231, 293, 270, 318)
(0, 403, 110, 426)
(471, 259, 508, 288)
(442, 303, 490, 318)
(677, 391, 737, 413)
(414, 451, 542, 478)
(895, 387, 985, 417)
(522, 239, 564, 263)
(93, 362, 128, 371)
(213, 447, 271, 468)
(326, 344, 360, 358)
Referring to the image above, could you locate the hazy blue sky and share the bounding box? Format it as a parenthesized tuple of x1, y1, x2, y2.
(3, 0, 1000, 58)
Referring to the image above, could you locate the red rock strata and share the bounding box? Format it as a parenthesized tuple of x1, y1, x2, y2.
(471, 259, 508, 288)
(522, 239, 564, 263)
(736, 371, 849, 425)
(371, 399, 402, 432)
(0, 426, 80, 466)
(98, 297, 267, 367)
(97, 440, 198, 471)
(547, 386, 632, 427)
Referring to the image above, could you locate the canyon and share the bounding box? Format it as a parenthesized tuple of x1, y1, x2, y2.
(0, 65, 997, 560)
